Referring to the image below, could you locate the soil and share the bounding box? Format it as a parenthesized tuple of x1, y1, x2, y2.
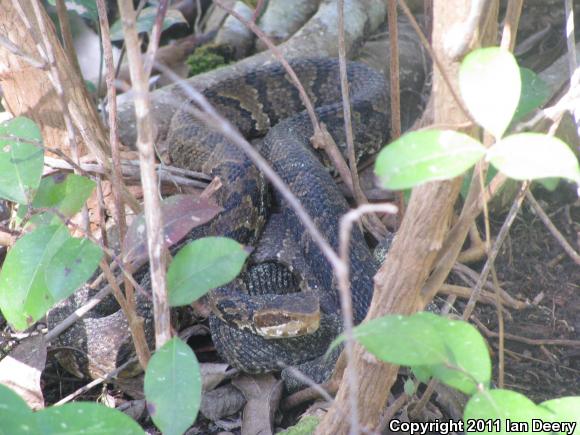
(464, 184, 580, 403)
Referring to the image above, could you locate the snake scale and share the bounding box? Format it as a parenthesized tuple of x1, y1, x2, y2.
(48, 58, 390, 387)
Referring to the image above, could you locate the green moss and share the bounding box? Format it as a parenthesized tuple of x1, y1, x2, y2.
(186, 44, 235, 76)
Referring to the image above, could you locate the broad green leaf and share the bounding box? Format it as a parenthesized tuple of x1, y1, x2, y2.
(0, 385, 38, 435)
(110, 7, 188, 41)
(45, 237, 102, 301)
(278, 416, 320, 435)
(464, 389, 555, 435)
(167, 236, 249, 306)
(0, 385, 144, 435)
(0, 224, 70, 330)
(345, 313, 447, 366)
(32, 173, 95, 217)
(47, 0, 98, 21)
(144, 338, 201, 435)
(37, 402, 144, 434)
(487, 133, 580, 184)
(512, 68, 549, 123)
(540, 397, 580, 435)
(375, 130, 485, 190)
(423, 314, 491, 394)
(460, 47, 521, 138)
(0, 117, 44, 204)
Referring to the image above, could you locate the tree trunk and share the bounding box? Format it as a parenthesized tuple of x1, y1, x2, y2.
(315, 1, 499, 433)
(0, 0, 107, 158)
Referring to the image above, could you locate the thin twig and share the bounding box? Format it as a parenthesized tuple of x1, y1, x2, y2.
(44, 286, 111, 343)
(474, 318, 580, 347)
(500, 0, 524, 51)
(143, 0, 170, 78)
(337, 0, 387, 241)
(54, 0, 83, 78)
(462, 182, 530, 319)
(54, 357, 138, 405)
(43, 156, 211, 189)
(564, 0, 577, 77)
(97, 0, 147, 369)
(338, 203, 397, 435)
(0, 34, 45, 68)
(387, 0, 405, 224)
(525, 191, 580, 265)
(387, 0, 401, 139)
(117, 0, 171, 352)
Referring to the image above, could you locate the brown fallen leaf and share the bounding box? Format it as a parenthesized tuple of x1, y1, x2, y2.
(0, 334, 47, 409)
(200, 384, 246, 421)
(232, 374, 283, 435)
(201, 362, 235, 392)
(123, 194, 222, 269)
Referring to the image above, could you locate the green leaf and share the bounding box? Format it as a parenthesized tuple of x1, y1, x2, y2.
(374, 130, 485, 190)
(32, 173, 95, 217)
(0, 385, 144, 435)
(0, 117, 44, 204)
(167, 236, 249, 306)
(0, 385, 37, 435)
(487, 133, 580, 184)
(460, 47, 521, 138)
(403, 378, 416, 396)
(464, 389, 555, 435)
(423, 315, 491, 394)
(346, 313, 447, 366)
(539, 396, 580, 435)
(45, 236, 102, 301)
(540, 397, 580, 435)
(278, 416, 320, 435)
(144, 337, 201, 435)
(47, 0, 98, 21)
(0, 224, 70, 330)
(37, 403, 144, 434)
(110, 7, 188, 41)
(512, 68, 549, 123)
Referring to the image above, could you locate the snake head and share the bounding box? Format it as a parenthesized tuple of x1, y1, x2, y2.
(252, 292, 320, 339)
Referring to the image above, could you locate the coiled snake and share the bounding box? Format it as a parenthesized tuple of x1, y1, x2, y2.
(48, 58, 389, 387)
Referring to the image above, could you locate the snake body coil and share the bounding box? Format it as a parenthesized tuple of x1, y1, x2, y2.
(49, 58, 389, 384)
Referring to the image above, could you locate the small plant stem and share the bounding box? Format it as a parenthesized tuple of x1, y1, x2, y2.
(116, 0, 171, 353)
(463, 181, 529, 319)
(525, 191, 580, 265)
(338, 0, 387, 240)
(338, 203, 397, 435)
(500, 0, 523, 51)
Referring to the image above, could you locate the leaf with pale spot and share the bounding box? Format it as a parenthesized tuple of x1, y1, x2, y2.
(144, 337, 201, 435)
(0, 224, 70, 330)
(45, 237, 102, 302)
(0, 117, 44, 204)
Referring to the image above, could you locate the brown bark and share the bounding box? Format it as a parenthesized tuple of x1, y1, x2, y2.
(316, 2, 498, 433)
(0, 0, 107, 159)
